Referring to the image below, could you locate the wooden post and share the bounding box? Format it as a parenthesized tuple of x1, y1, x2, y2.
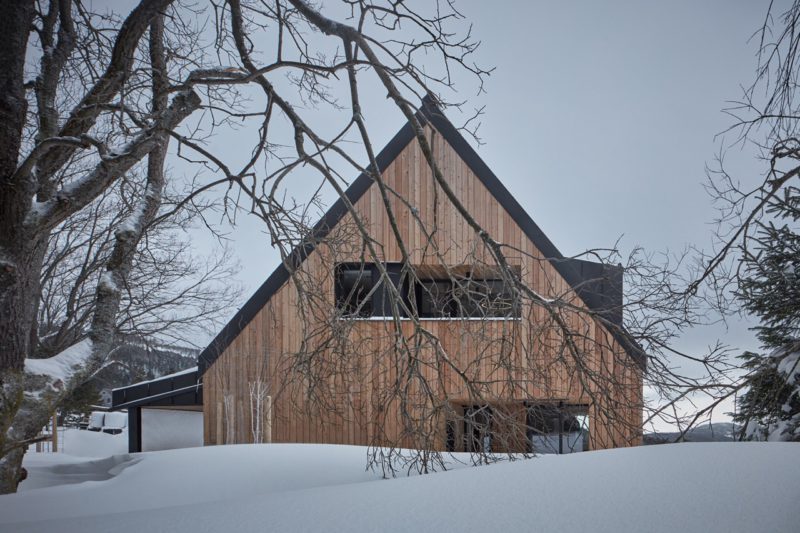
(264, 396, 272, 444)
(237, 398, 243, 443)
(216, 402, 223, 445)
(128, 407, 142, 453)
(51, 412, 58, 453)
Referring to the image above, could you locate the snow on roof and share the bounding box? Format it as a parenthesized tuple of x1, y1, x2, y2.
(24, 338, 94, 383)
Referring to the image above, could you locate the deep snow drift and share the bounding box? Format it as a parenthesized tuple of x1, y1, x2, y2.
(2, 439, 798, 533)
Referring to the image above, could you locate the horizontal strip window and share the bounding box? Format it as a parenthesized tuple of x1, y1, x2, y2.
(335, 263, 521, 319)
(342, 317, 521, 322)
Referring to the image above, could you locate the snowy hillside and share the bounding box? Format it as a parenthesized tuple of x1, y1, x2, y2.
(1, 440, 798, 533)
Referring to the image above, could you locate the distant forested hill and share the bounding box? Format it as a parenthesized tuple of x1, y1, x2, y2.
(88, 339, 198, 406)
(644, 422, 739, 444)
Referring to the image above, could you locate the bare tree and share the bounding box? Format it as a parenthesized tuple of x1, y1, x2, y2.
(36, 180, 239, 361)
(0, 0, 207, 492)
(0, 0, 745, 494)
(619, 1, 800, 439)
(0, 0, 496, 492)
(248, 353, 271, 444)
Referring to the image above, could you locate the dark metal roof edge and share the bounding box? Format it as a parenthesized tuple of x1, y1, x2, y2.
(197, 109, 427, 375)
(197, 96, 644, 374)
(419, 96, 585, 289)
(609, 328, 648, 370)
(111, 383, 204, 410)
(112, 367, 201, 394)
(421, 96, 645, 369)
(110, 367, 203, 410)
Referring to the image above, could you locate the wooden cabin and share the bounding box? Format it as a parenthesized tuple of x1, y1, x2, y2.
(138, 97, 643, 455)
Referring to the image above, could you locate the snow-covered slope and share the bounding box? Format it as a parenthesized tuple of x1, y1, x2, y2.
(2, 442, 798, 533)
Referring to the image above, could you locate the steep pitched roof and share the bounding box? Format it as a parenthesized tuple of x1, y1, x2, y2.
(198, 96, 643, 374)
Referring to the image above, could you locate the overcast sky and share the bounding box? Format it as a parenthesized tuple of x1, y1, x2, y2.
(172, 1, 780, 427)
(446, 1, 771, 359)
(201, 1, 766, 335)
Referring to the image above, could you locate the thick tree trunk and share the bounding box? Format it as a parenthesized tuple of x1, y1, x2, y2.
(0, 0, 40, 494)
(0, 0, 37, 375)
(0, 237, 48, 493)
(90, 14, 169, 358)
(0, 13, 182, 493)
(0, 0, 33, 183)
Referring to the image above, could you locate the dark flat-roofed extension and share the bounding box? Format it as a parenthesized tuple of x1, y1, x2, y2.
(111, 367, 202, 411)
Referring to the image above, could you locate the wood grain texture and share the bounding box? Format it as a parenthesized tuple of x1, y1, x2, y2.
(203, 125, 642, 452)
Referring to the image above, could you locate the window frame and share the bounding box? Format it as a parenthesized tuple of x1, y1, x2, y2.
(525, 402, 590, 454)
(414, 275, 520, 319)
(334, 263, 521, 320)
(334, 263, 377, 318)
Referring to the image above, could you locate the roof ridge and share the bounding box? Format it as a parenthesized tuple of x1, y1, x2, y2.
(197, 100, 644, 374)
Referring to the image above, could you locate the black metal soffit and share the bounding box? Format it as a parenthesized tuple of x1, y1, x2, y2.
(111, 383, 203, 410)
(111, 368, 203, 410)
(197, 95, 645, 374)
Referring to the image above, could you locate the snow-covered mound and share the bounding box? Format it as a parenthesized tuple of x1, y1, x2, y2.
(1, 442, 798, 533)
(20, 428, 128, 492)
(46, 427, 128, 458)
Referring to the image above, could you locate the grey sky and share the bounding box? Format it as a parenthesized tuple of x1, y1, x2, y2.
(451, 1, 770, 359)
(168, 1, 780, 428)
(197, 1, 767, 345)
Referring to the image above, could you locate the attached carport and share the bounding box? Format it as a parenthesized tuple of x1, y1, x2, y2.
(110, 367, 203, 453)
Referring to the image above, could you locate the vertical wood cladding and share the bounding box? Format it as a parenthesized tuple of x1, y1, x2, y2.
(203, 125, 642, 451)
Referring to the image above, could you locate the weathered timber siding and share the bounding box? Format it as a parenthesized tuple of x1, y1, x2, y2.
(203, 125, 642, 450)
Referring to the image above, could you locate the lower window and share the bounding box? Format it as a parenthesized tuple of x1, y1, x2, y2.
(463, 405, 493, 453)
(526, 403, 589, 454)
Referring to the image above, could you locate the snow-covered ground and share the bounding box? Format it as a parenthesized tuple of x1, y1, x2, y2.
(39, 427, 128, 458)
(1, 435, 798, 533)
(19, 428, 128, 492)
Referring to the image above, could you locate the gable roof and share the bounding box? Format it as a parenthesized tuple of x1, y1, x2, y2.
(197, 96, 644, 374)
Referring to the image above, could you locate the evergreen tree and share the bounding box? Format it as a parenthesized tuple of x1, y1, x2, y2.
(734, 187, 800, 441)
(60, 381, 102, 419)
